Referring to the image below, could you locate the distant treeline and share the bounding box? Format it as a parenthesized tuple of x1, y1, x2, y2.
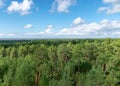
(0, 38, 109, 46)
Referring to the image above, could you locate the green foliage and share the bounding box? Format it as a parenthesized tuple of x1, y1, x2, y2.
(13, 57, 35, 86)
(0, 39, 119, 86)
(75, 72, 86, 86)
(39, 75, 49, 86)
(86, 66, 105, 86)
(49, 79, 58, 86)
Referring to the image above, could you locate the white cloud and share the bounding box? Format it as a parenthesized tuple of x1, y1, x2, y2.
(24, 17, 120, 38)
(103, 0, 120, 4)
(55, 18, 120, 37)
(72, 17, 84, 26)
(7, 0, 33, 15)
(50, 0, 76, 13)
(98, 0, 120, 14)
(25, 25, 53, 35)
(0, 33, 15, 37)
(0, 33, 4, 36)
(6, 33, 15, 36)
(112, 31, 120, 35)
(0, 0, 4, 7)
(24, 24, 32, 29)
(44, 25, 53, 33)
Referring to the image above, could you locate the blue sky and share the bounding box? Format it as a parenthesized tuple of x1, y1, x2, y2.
(0, 0, 120, 38)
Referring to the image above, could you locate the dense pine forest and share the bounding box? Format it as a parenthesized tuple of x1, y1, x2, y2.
(0, 39, 120, 86)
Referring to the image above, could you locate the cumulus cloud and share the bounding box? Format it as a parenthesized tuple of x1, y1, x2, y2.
(0, 33, 15, 37)
(25, 25, 53, 35)
(50, 0, 76, 13)
(7, 0, 33, 15)
(57, 18, 120, 36)
(6, 33, 15, 36)
(24, 17, 120, 38)
(112, 31, 120, 35)
(44, 25, 53, 33)
(98, 0, 120, 14)
(0, 0, 4, 7)
(0, 33, 4, 36)
(24, 24, 32, 29)
(72, 17, 84, 26)
(57, 19, 120, 38)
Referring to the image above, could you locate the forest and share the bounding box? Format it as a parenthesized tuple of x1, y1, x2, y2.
(0, 38, 120, 86)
